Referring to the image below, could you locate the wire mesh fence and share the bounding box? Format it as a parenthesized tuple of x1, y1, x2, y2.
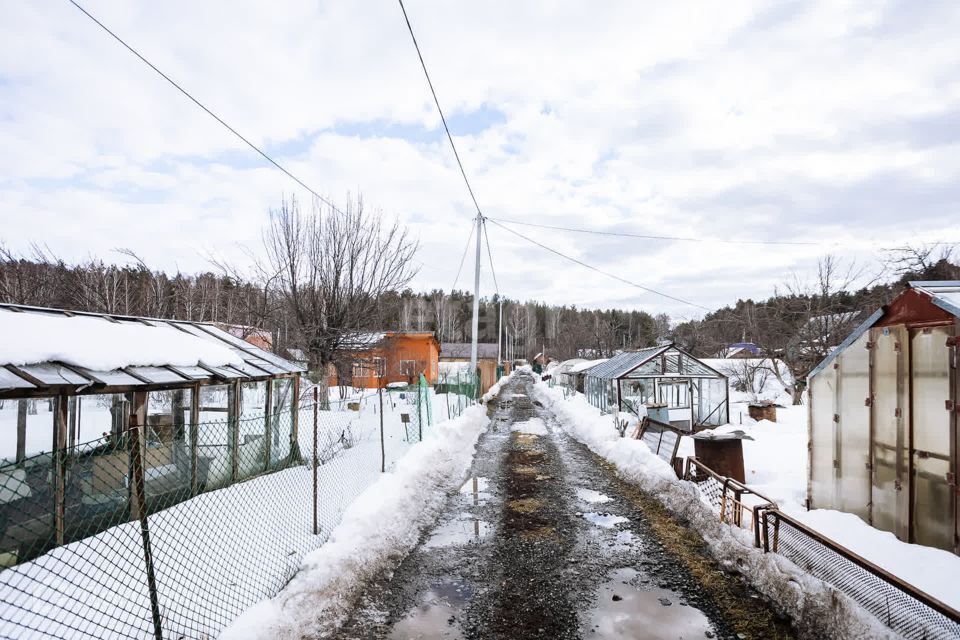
(761, 510, 960, 640)
(684, 457, 960, 638)
(0, 392, 422, 639)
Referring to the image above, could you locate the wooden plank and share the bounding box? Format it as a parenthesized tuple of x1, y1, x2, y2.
(53, 395, 68, 545)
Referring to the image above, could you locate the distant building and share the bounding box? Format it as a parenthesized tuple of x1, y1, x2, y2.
(718, 342, 761, 359)
(216, 323, 273, 351)
(807, 281, 960, 554)
(331, 332, 439, 389)
(440, 342, 500, 394)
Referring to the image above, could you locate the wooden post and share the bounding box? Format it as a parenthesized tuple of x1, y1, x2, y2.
(312, 385, 318, 535)
(128, 415, 164, 640)
(291, 375, 301, 462)
(264, 379, 274, 472)
(129, 392, 148, 521)
(16, 399, 26, 465)
(379, 387, 385, 473)
(228, 382, 239, 483)
(53, 395, 68, 546)
(190, 384, 200, 497)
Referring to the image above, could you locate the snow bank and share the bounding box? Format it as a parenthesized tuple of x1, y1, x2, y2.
(0, 311, 242, 370)
(701, 357, 794, 405)
(220, 402, 493, 639)
(531, 384, 895, 640)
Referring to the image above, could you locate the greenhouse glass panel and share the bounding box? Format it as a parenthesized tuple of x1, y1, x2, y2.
(836, 332, 871, 519)
(143, 388, 194, 507)
(809, 363, 836, 508)
(238, 381, 269, 479)
(910, 327, 953, 549)
(270, 378, 294, 465)
(0, 397, 55, 463)
(871, 328, 908, 538)
(17, 364, 90, 386)
(196, 385, 232, 490)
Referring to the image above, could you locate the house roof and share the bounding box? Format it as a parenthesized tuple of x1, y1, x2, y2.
(587, 346, 671, 379)
(910, 280, 960, 318)
(440, 342, 499, 360)
(586, 344, 725, 380)
(0, 303, 304, 396)
(808, 281, 960, 381)
(341, 331, 439, 351)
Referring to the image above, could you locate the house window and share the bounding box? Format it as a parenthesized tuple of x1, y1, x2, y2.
(399, 359, 419, 380)
(353, 357, 384, 379)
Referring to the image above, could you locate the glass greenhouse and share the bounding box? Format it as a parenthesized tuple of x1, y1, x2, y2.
(0, 304, 304, 565)
(807, 282, 960, 554)
(584, 344, 729, 430)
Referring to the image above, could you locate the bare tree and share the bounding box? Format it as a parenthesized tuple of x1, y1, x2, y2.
(257, 196, 418, 406)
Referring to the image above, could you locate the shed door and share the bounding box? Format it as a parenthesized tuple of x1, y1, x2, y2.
(909, 326, 955, 550)
(870, 327, 909, 539)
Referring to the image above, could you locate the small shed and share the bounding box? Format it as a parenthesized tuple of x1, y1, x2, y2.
(0, 304, 305, 565)
(584, 344, 728, 430)
(807, 281, 960, 553)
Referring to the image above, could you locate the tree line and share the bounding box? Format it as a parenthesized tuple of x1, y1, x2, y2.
(2, 195, 956, 405)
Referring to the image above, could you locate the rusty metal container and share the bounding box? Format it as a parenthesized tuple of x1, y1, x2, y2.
(693, 432, 750, 482)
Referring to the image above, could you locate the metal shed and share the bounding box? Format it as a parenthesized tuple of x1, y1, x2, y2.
(0, 304, 305, 565)
(807, 281, 960, 554)
(584, 344, 729, 430)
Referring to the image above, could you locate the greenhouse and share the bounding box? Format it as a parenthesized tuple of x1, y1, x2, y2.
(584, 344, 728, 430)
(807, 281, 960, 554)
(0, 304, 305, 565)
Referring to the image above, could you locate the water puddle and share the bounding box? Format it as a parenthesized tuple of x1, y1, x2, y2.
(424, 512, 490, 548)
(582, 512, 629, 528)
(582, 568, 715, 639)
(458, 476, 491, 505)
(389, 578, 472, 639)
(576, 487, 613, 504)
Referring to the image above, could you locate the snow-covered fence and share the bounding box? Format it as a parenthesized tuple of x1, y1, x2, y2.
(685, 457, 960, 639)
(0, 398, 419, 639)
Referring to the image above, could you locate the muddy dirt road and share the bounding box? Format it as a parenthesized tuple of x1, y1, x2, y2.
(333, 372, 795, 640)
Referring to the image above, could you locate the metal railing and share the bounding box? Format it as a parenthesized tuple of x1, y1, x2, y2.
(683, 456, 960, 639)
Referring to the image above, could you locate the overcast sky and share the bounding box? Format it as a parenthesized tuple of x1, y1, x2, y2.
(2, 1, 959, 319)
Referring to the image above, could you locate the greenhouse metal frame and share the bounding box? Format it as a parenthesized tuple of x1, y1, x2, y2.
(584, 344, 729, 430)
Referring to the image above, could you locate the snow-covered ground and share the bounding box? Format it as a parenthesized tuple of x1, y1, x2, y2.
(531, 382, 893, 639)
(0, 382, 482, 640)
(220, 395, 496, 639)
(566, 356, 960, 612)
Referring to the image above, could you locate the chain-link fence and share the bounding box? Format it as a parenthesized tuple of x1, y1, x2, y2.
(761, 509, 960, 640)
(0, 392, 419, 639)
(683, 457, 960, 638)
(435, 368, 479, 421)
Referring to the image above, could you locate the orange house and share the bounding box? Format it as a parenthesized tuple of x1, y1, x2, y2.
(331, 331, 440, 389)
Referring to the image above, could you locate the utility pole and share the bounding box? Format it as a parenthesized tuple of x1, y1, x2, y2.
(470, 213, 482, 369)
(497, 299, 503, 364)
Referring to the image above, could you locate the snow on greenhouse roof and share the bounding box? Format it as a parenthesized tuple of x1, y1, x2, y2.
(0, 304, 304, 394)
(911, 281, 960, 318)
(568, 358, 607, 374)
(587, 346, 670, 379)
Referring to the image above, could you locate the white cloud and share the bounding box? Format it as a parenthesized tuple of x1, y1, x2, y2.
(2, 0, 960, 318)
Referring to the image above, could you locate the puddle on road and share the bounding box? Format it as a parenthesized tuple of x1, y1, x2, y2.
(583, 568, 715, 639)
(424, 512, 491, 548)
(458, 476, 491, 505)
(576, 487, 613, 504)
(582, 512, 629, 528)
(389, 578, 472, 640)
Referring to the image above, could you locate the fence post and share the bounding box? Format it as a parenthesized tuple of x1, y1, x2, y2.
(379, 387, 386, 473)
(53, 395, 68, 546)
(190, 383, 200, 496)
(129, 415, 164, 640)
(312, 385, 318, 536)
(417, 387, 423, 442)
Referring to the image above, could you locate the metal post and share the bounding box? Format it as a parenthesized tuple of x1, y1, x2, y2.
(228, 382, 239, 483)
(417, 387, 423, 442)
(312, 385, 318, 535)
(379, 387, 386, 473)
(129, 415, 164, 640)
(291, 375, 301, 463)
(264, 379, 273, 473)
(470, 213, 482, 370)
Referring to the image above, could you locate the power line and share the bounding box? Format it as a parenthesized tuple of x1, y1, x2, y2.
(66, 0, 342, 213)
(486, 216, 827, 247)
(450, 222, 475, 293)
(482, 218, 500, 295)
(397, 0, 483, 219)
(486, 218, 711, 311)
